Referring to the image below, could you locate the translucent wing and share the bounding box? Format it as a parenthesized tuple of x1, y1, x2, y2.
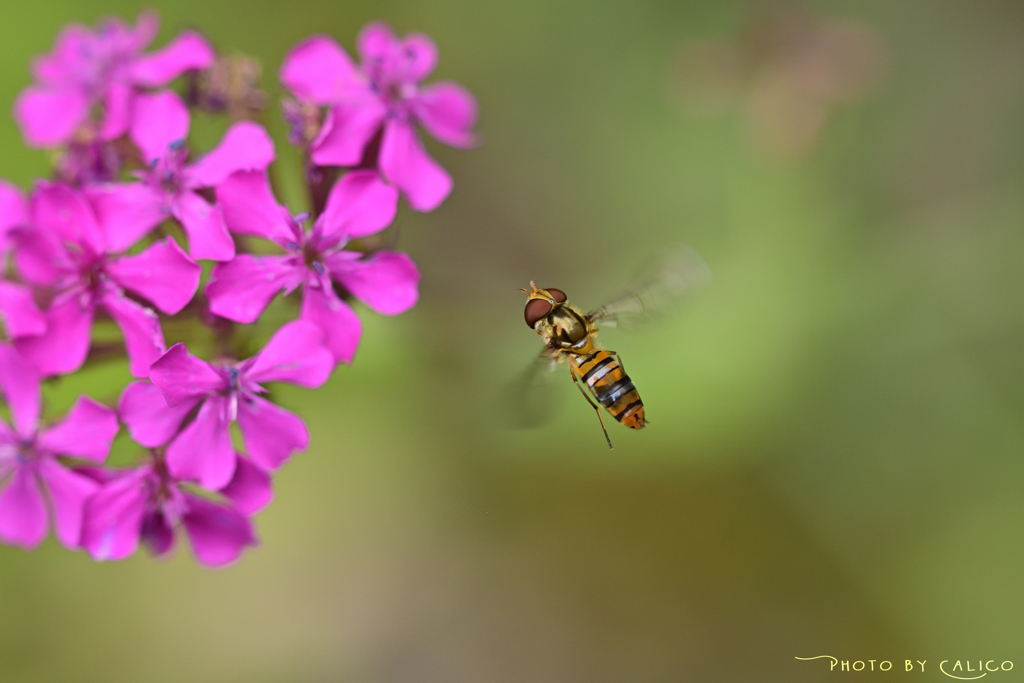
(502, 348, 565, 429)
(586, 244, 711, 328)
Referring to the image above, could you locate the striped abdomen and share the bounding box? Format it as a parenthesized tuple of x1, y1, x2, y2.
(571, 351, 646, 429)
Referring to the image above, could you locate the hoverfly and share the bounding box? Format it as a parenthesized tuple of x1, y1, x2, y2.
(518, 246, 709, 449)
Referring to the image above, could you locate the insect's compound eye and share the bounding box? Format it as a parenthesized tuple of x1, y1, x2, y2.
(524, 299, 553, 328)
(545, 288, 567, 303)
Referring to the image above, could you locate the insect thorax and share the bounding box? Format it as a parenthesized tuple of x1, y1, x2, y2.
(538, 306, 590, 348)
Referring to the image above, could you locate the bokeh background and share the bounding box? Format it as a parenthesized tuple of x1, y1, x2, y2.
(1, 0, 1023, 681)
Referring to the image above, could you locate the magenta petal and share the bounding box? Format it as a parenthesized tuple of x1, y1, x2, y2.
(244, 320, 333, 387)
(87, 183, 168, 252)
(81, 469, 147, 561)
(0, 181, 28, 235)
(185, 122, 275, 189)
(131, 31, 215, 86)
(401, 33, 439, 82)
(0, 345, 41, 437)
(328, 250, 420, 315)
(119, 381, 198, 447)
(13, 225, 72, 286)
(38, 458, 98, 549)
(309, 101, 386, 167)
(171, 191, 234, 261)
(317, 169, 398, 241)
(215, 170, 294, 243)
(130, 91, 191, 164)
(413, 82, 478, 148)
(0, 282, 46, 338)
(219, 455, 273, 516)
(149, 343, 224, 406)
(237, 396, 308, 472)
(280, 35, 360, 104)
(166, 397, 235, 490)
(380, 119, 452, 212)
(31, 182, 105, 254)
(300, 282, 362, 364)
(100, 289, 165, 378)
(206, 255, 303, 324)
(182, 494, 257, 568)
(14, 87, 90, 148)
(0, 466, 47, 549)
(356, 22, 399, 63)
(107, 237, 200, 314)
(15, 294, 94, 377)
(38, 396, 119, 462)
(140, 508, 177, 557)
(99, 82, 133, 141)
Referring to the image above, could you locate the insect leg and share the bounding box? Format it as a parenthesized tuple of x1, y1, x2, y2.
(569, 364, 613, 449)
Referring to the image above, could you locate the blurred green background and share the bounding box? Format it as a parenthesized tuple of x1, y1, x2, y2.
(1, 0, 1023, 681)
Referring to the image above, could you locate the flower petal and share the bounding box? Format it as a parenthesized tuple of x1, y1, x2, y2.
(38, 458, 98, 549)
(86, 183, 169, 253)
(237, 396, 308, 472)
(0, 344, 41, 437)
(100, 288, 165, 378)
(0, 466, 47, 550)
(206, 255, 303, 324)
(219, 455, 273, 516)
(166, 397, 235, 490)
(12, 226, 72, 286)
(309, 100, 385, 167)
(280, 35, 361, 104)
(107, 237, 201, 314)
(182, 494, 257, 568)
(15, 294, 94, 377)
(131, 31, 215, 87)
(184, 122, 275, 189)
(244, 320, 333, 387)
(171, 190, 234, 261)
(328, 250, 420, 315)
(149, 343, 224, 406)
(81, 468, 147, 561)
(300, 281, 362, 364)
(14, 87, 90, 148)
(317, 169, 398, 242)
(141, 508, 177, 557)
(38, 396, 119, 462)
(0, 181, 28, 237)
(413, 82, 478, 148)
(98, 82, 133, 141)
(118, 381, 198, 447)
(215, 170, 294, 243)
(356, 22, 399, 64)
(0, 282, 46, 338)
(380, 119, 452, 211)
(30, 182, 105, 255)
(130, 91, 191, 164)
(401, 33, 438, 82)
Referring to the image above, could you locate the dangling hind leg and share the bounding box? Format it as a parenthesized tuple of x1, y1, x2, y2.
(569, 364, 613, 449)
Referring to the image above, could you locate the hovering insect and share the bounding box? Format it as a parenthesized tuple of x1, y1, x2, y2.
(518, 246, 709, 449)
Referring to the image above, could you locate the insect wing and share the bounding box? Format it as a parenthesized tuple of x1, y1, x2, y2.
(503, 349, 565, 429)
(587, 244, 710, 328)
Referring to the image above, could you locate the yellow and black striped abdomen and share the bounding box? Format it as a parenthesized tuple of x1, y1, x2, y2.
(571, 351, 646, 430)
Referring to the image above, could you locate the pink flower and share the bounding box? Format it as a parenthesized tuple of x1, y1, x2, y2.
(0, 345, 119, 550)
(11, 182, 201, 377)
(141, 320, 334, 490)
(207, 170, 418, 364)
(86, 90, 276, 261)
(281, 22, 477, 211)
(14, 11, 214, 148)
(80, 452, 269, 568)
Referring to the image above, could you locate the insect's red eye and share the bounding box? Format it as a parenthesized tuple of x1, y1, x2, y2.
(545, 288, 567, 303)
(524, 299, 553, 328)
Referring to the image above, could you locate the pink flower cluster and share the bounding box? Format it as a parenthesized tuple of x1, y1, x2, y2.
(0, 14, 475, 567)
